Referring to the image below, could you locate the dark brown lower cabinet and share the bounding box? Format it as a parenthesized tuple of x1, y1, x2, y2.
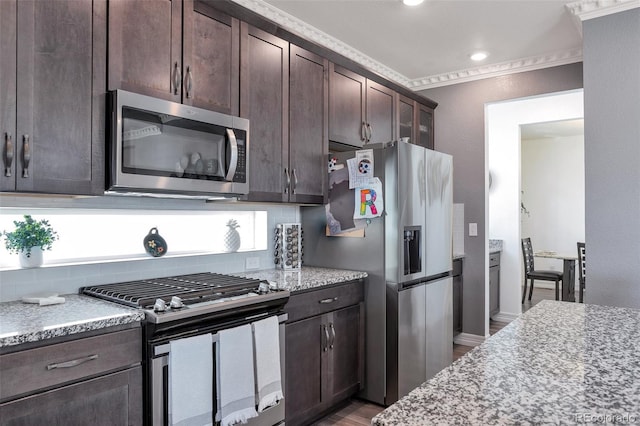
(0, 327, 142, 426)
(452, 258, 463, 335)
(285, 282, 364, 425)
(489, 252, 501, 318)
(0, 367, 142, 426)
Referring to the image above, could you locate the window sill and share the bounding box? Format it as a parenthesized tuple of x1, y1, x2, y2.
(0, 248, 262, 272)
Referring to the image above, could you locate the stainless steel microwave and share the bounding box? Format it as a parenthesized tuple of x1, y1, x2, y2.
(107, 90, 249, 198)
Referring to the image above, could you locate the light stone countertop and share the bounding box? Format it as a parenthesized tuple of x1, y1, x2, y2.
(239, 266, 367, 293)
(0, 294, 144, 348)
(489, 239, 503, 253)
(372, 300, 640, 425)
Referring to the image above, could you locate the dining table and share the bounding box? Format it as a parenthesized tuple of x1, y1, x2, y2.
(534, 251, 577, 302)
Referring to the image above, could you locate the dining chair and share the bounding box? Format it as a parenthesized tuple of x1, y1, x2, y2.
(521, 238, 563, 303)
(577, 242, 586, 303)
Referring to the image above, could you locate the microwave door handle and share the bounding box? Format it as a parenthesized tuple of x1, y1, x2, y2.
(225, 128, 238, 182)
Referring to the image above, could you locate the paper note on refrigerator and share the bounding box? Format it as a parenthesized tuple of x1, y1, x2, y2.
(347, 149, 375, 189)
(353, 177, 383, 219)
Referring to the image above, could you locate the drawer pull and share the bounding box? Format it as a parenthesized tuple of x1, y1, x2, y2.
(46, 354, 98, 370)
(319, 297, 338, 304)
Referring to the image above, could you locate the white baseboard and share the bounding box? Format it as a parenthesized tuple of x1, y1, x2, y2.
(492, 312, 520, 323)
(453, 333, 486, 347)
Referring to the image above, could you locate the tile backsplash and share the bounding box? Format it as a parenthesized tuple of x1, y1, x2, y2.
(0, 204, 299, 302)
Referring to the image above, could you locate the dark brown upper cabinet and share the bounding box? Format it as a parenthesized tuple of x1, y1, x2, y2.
(397, 94, 415, 142)
(240, 23, 289, 202)
(417, 102, 435, 150)
(108, 0, 240, 115)
(288, 45, 328, 204)
(329, 64, 395, 149)
(397, 94, 435, 150)
(1, 0, 105, 195)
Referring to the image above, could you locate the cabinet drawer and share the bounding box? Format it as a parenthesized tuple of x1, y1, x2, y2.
(490, 253, 501, 267)
(0, 328, 141, 401)
(285, 280, 364, 323)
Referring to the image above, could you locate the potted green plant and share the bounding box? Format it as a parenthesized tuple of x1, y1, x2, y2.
(2, 215, 58, 268)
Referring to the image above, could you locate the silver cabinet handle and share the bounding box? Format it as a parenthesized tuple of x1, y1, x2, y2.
(173, 62, 181, 95)
(22, 135, 30, 178)
(284, 168, 291, 194)
(329, 323, 335, 349)
(185, 65, 193, 99)
(366, 123, 373, 142)
(322, 324, 329, 352)
(225, 129, 238, 182)
(319, 297, 338, 304)
(361, 122, 366, 142)
(4, 133, 13, 177)
(46, 354, 98, 370)
(291, 169, 298, 194)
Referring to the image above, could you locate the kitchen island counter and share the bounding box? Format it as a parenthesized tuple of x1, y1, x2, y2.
(372, 300, 640, 425)
(240, 266, 367, 293)
(0, 294, 144, 349)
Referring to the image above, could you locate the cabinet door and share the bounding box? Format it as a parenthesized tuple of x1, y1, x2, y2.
(366, 80, 395, 145)
(0, 0, 17, 191)
(329, 64, 366, 148)
(453, 272, 462, 335)
(0, 367, 142, 426)
(416, 103, 434, 150)
(240, 23, 289, 202)
(326, 304, 363, 403)
(182, 0, 239, 115)
(289, 45, 328, 204)
(15, 0, 105, 195)
(489, 265, 499, 317)
(108, 0, 182, 102)
(397, 95, 414, 143)
(285, 315, 324, 425)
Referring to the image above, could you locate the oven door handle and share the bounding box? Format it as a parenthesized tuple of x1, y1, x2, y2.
(153, 313, 288, 357)
(225, 128, 238, 182)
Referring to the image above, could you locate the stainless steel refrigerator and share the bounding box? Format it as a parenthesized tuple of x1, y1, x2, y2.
(300, 140, 453, 405)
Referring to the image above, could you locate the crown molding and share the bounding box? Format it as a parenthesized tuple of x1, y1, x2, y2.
(231, 0, 585, 91)
(229, 0, 411, 87)
(408, 49, 584, 91)
(566, 0, 640, 21)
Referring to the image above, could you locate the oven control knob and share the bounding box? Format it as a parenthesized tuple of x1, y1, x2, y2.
(170, 296, 184, 309)
(258, 282, 270, 294)
(153, 298, 167, 312)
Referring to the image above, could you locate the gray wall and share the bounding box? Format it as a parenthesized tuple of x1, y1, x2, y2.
(583, 9, 640, 308)
(420, 63, 583, 335)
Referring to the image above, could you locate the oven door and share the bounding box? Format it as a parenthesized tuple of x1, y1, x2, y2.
(109, 89, 249, 197)
(149, 313, 286, 426)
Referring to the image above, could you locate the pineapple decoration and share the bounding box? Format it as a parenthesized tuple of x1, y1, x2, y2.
(224, 219, 241, 252)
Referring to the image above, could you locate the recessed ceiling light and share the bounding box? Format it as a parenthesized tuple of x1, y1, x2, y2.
(403, 0, 424, 6)
(470, 52, 488, 61)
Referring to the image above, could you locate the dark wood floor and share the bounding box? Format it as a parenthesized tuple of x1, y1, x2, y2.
(313, 287, 559, 425)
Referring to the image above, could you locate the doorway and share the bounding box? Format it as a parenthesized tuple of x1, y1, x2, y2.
(486, 89, 584, 324)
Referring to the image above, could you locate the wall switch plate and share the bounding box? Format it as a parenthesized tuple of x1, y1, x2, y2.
(469, 223, 478, 237)
(245, 257, 260, 270)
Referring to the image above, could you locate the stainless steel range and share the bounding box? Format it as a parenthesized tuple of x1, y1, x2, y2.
(81, 272, 289, 426)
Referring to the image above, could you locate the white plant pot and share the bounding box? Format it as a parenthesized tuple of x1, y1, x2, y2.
(19, 247, 44, 268)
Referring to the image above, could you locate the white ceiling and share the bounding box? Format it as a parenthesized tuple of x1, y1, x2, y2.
(238, 0, 637, 90)
(521, 118, 584, 140)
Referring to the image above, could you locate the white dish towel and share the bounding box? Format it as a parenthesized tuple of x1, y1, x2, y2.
(169, 333, 214, 426)
(252, 316, 284, 412)
(218, 324, 258, 426)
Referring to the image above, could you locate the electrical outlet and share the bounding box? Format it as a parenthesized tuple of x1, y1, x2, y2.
(245, 257, 260, 270)
(469, 223, 478, 237)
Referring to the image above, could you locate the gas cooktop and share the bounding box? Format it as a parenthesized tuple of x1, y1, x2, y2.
(80, 272, 289, 324)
